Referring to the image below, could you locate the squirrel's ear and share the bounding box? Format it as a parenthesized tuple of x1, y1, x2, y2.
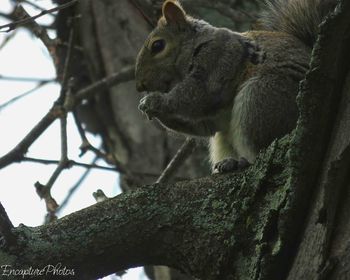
(243, 40, 266, 65)
(162, 0, 187, 26)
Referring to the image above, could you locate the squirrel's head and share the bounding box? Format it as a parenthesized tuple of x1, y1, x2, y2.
(135, 0, 195, 93)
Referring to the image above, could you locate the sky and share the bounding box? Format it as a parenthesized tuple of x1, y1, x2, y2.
(0, 1, 145, 279)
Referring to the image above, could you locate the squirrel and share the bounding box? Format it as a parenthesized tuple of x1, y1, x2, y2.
(135, 0, 336, 173)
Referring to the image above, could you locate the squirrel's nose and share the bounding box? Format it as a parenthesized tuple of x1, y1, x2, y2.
(136, 80, 147, 92)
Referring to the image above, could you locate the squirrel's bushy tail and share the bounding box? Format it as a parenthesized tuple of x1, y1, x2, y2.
(259, 0, 337, 47)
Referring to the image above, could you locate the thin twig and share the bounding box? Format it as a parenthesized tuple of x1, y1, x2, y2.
(57, 40, 84, 52)
(73, 111, 115, 164)
(0, 202, 17, 247)
(0, 0, 78, 32)
(0, 75, 54, 83)
(22, 157, 118, 171)
(72, 65, 135, 107)
(128, 0, 156, 28)
(93, 189, 109, 203)
(0, 66, 134, 170)
(72, 111, 89, 155)
(0, 30, 17, 51)
(35, 180, 59, 222)
(0, 81, 51, 112)
(11, 4, 57, 69)
(0, 11, 54, 30)
(0, 11, 14, 22)
(17, 0, 53, 13)
(39, 117, 69, 191)
(70, 67, 135, 178)
(56, 157, 99, 215)
(0, 105, 61, 169)
(34, 27, 75, 216)
(34, 115, 67, 220)
(156, 138, 197, 184)
(58, 29, 74, 98)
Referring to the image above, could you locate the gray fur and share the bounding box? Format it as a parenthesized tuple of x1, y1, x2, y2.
(135, 0, 335, 171)
(259, 0, 337, 47)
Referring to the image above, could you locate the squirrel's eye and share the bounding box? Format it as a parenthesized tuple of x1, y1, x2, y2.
(151, 39, 166, 54)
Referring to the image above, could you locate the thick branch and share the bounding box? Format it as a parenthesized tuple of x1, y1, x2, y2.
(0, 203, 16, 248)
(2, 141, 291, 279)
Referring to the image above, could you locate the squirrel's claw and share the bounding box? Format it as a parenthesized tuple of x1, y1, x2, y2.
(138, 96, 154, 120)
(138, 94, 162, 121)
(213, 157, 250, 174)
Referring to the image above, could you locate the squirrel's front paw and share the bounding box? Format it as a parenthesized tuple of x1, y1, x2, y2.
(138, 93, 163, 120)
(213, 157, 250, 173)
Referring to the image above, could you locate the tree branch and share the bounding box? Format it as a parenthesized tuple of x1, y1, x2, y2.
(0, 81, 51, 112)
(1, 146, 292, 279)
(0, 0, 78, 32)
(22, 156, 117, 171)
(16, 0, 54, 13)
(0, 75, 54, 83)
(72, 65, 135, 106)
(0, 66, 134, 170)
(11, 5, 56, 60)
(56, 156, 99, 215)
(156, 137, 196, 184)
(0, 105, 60, 169)
(0, 203, 16, 248)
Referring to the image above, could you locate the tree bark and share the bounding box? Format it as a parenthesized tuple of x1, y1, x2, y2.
(0, 136, 292, 280)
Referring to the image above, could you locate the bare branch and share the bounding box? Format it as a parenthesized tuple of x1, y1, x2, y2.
(128, 0, 156, 28)
(56, 157, 99, 215)
(156, 138, 197, 184)
(73, 112, 116, 165)
(22, 156, 118, 171)
(73, 65, 135, 106)
(34, 115, 68, 221)
(31, 27, 75, 218)
(16, 0, 53, 13)
(93, 189, 109, 203)
(0, 105, 61, 169)
(0, 0, 78, 32)
(0, 30, 17, 51)
(0, 81, 51, 112)
(35, 62, 72, 217)
(0, 203, 16, 247)
(40, 116, 69, 192)
(0, 75, 54, 83)
(34, 181, 59, 223)
(0, 11, 54, 30)
(11, 5, 56, 55)
(58, 30, 75, 97)
(0, 66, 134, 170)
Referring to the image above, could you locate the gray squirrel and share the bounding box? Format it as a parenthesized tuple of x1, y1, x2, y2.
(135, 0, 336, 172)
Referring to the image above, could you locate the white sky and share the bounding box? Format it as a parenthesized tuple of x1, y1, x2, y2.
(0, 1, 146, 279)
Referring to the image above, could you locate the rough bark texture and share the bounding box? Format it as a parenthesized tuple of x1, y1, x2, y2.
(287, 4, 350, 278)
(0, 136, 294, 280)
(0, 1, 349, 280)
